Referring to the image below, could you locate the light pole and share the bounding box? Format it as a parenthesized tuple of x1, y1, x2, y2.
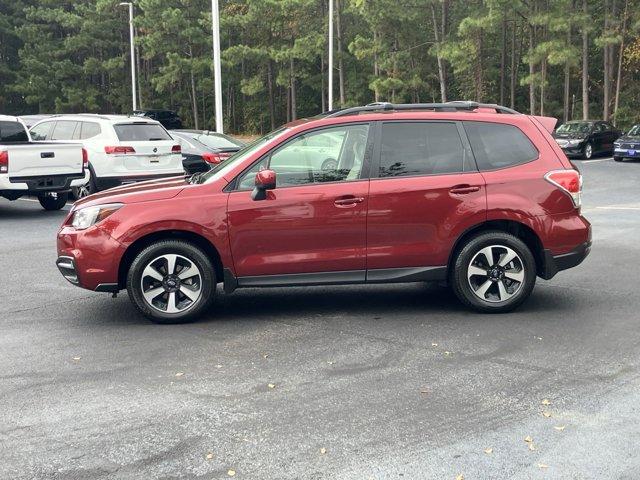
(119, 2, 137, 111)
(211, 0, 224, 133)
(328, 0, 334, 111)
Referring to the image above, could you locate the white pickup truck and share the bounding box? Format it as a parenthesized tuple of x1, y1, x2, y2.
(0, 115, 88, 210)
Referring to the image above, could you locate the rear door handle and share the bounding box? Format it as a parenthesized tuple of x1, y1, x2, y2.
(450, 184, 481, 195)
(334, 196, 365, 207)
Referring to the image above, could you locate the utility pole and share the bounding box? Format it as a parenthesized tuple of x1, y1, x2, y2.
(211, 0, 224, 133)
(119, 2, 137, 111)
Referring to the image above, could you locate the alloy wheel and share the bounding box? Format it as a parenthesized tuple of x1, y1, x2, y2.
(140, 254, 202, 314)
(584, 143, 593, 159)
(467, 245, 525, 303)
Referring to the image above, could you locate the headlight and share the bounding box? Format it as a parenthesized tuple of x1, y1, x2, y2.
(566, 139, 583, 146)
(614, 142, 622, 148)
(71, 203, 123, 230)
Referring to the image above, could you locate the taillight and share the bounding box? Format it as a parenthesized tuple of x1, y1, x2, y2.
(202, 152, 222, 164)
(545, 169, 582, 208)
(104, 146, 136, 154)
(81, 148, 88, 168)
(0, 151, 7, 173)
(171, 144, 181, 153)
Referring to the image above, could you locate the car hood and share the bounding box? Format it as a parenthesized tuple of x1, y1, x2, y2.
(616, 135, 640, 143)
(553, 132, 587, 140)
(73, 176, 188, 209)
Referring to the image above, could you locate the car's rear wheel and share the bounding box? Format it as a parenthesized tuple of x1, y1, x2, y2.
(71, 170, 96, 200)
(321, 158, 338, 170)
(127, 240, 216, 323)
(38, 192, 68, 210)
(582, 142, 593, 160)
(451, 231, 536, 313)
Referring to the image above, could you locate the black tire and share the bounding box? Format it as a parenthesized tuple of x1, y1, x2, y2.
(321, 158, 338, 170)
(582, 142, 593, 160)
(71, 170, 96, 200)
(38, 192, 68, 210)
(126, 240, 216, 324)
(614, 156, 623, 162)
(450, 231, 537, 313)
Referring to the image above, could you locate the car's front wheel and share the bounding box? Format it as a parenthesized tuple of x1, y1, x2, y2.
(582, 142, 593, 160)
(127, 240, 216, 323)
(614, 156, 623, 162)
(38, 192, 68, 210)
(451, 231, 536, 313)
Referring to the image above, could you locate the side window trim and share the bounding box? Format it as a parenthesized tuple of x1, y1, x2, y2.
(227, 122, 374, 191)
(371, 120, 471, 180)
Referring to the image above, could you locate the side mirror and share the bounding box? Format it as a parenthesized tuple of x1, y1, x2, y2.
(251, 169, 276, 201)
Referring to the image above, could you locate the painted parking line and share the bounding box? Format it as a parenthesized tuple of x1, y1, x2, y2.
(581, 157, 613, 164)
(596, 205, 640, 211)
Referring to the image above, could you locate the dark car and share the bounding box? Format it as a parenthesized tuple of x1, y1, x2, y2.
(553, 120, 621, 159)
(133, 109, 183, 129)
(170, 130, 245, 174)
(613, 124, 640, 162)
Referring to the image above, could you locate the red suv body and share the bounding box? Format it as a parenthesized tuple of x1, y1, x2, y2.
(56, 102, 591, 323)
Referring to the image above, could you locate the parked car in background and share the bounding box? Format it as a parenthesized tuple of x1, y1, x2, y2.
(19, 114, 55, 129)
(133, 109, 183, 129)
(0, 115, 87, 210)
(170, 130, 245, 174)
(56, 101, 591, 323)
(613, 124, 640, 162)
(30, 114, 184, 198)
(553, 120, 621, 159)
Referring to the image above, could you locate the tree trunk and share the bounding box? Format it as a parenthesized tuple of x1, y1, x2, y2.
(510, 18, 517, 109)
(500, 14, 506, 106)
(529, 23, 536, 115)
(582, 0, 589, 120)
(290, 56, 296, 121)
(267, 60, 275, 130)
(564, 10, 572, 123)
(188, 45, 199, 130)
(373, 30, 380, 102)
(430, 2, 447, 102)
(603, 0, 611, 120)
(336, 0, 345, 107)
(614, 0, 628, 123)
(476, 28, 484, 102)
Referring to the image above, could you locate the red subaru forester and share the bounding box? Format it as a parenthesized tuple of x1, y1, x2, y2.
(56, 102, 591, 323)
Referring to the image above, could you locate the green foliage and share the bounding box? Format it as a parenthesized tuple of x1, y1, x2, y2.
(1, 0, 640, 131)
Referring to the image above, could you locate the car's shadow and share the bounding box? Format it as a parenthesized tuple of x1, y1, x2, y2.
(0, 200, 70, 220)
(76, 281, 570, 327)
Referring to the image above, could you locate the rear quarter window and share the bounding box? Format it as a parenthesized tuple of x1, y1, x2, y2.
(464, 121, 538, 171)
(0, 121, 29, 143)
(114, 123, 171, 141)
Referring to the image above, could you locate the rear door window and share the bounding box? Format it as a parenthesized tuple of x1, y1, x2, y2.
(463, 121, 538, 171)
(51, 121, 79, 140)
(80, 122, 101, 139)
(0, 121, 29, 143)
(378, 122, 466, 177)
(114, 123, 171, 141)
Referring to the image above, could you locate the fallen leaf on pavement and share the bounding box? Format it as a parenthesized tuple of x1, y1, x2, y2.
(432, 343, 438, 347)
(528, 443, 536, 451)
(542, 411, 552, 418)
(216, 364, 223, 368)
(263, 354, 269, 359)
(227, 469, 236, 477)
(420, 388, 429, 394)
(175, 372, 184, 377)
(206, 452, 213, 460)
(541, 399, 551, 405)
(554, 425, 566, 431)
(538, 463, 549, 469)
(320, 447, 327, 454)
(72, 357, 81, 361)
(456, 475, 464, 480)
(484, 448, 493, 455)
(268, 383, 276, 389)
(444, 351, 452, 356)
(524, 436, 533, 443)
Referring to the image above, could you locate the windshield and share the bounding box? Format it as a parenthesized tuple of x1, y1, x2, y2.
(191, 132, 244, 149)
(556, 122, 592, 134)
(200, 127, 289, 183)
(627, 125, 640, 136)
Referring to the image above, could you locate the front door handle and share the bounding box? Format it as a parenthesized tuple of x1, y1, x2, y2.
(334, 196, 365, 207)
(450, 184, 481, 195)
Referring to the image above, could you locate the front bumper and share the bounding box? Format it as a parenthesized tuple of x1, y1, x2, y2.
(558, 144, 586, 157)
(540, 240, 592, 280)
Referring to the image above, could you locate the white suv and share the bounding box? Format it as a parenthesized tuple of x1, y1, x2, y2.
(30, 114, 185, 197)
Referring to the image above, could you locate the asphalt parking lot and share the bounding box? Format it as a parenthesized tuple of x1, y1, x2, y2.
(2, 156, 640, 480)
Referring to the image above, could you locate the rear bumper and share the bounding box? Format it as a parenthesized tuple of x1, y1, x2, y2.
(2, 171, 85, 193)
(95, 172, 184, 191)
(540, 240, 592, 280)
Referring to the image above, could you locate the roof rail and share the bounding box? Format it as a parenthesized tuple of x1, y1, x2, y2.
(325, 101, 520, 117)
